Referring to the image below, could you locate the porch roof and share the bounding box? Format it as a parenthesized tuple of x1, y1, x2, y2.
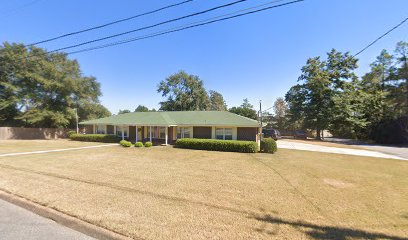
(80, 111, 259, 127)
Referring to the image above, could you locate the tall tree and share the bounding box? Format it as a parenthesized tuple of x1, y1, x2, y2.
(0, 42, 110, 128)
(209, 90, 227, 111)
(229, 98, 257, 120)
(157, 70, 210, 111)
(393, 41, 408, 115)
(272, 97, 288, 130)
(286, 49, 358, 139)
(134, 105, 149, 112)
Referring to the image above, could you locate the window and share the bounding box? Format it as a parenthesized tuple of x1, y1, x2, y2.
(116, 126, 128, 137)
(96, 125, 105, 134)
(215, 128, 233, 140)
(147, 126, 166, 139)
(177, 127, 192, 139)
(159, 127, 166, 139)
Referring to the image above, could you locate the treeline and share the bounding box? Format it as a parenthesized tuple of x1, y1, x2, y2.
(282, 41, 407, 144)
(0, 43, 111, 128)
(0, 42, 259, 129)
(118, 70, 258, 119)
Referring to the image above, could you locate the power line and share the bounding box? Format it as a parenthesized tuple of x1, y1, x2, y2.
(67, 0, 291, 55)
(354, 16, 408, 57)
(27, 0, 193, 46)
(23, 0, 302, 59)
(43, 0, 250, 54)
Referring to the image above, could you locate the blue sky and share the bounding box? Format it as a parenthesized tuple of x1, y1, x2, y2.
(1, 0, 407, 114)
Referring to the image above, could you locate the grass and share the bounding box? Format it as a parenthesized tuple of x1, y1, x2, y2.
(0, 139, 109, 154)
(0, 140, 407, 239)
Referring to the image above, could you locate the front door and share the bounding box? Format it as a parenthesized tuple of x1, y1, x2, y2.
(137, 127, 142, 142)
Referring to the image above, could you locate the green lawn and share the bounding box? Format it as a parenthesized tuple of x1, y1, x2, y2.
(0, 140, 406, 239)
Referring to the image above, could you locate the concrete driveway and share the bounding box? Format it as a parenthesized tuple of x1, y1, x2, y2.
(277, 140, 407, 160)
(0, 199, 94, 240)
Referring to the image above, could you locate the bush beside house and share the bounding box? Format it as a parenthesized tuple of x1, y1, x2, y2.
(120, 140, 132, 147)
(260, 138, 277, 153)
(69, 134, 120, 143)
(134, 142, 144, 147)
(176, 138, 257, 153)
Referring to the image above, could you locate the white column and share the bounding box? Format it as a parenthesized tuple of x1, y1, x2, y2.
(93, 124, 95, 134)
(121, 125, 124, 140)
(114, 125, 116, 135)
(149, 126, 152, 142)
(135, 126, 138, 142)
(165, 127, 168, 145)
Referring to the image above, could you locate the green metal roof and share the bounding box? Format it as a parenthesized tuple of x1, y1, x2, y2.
(80, 111, 259, 127)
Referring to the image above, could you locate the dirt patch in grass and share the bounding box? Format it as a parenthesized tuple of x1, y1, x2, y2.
(0, 141, 407, 239)
(323, 178, 354, 188)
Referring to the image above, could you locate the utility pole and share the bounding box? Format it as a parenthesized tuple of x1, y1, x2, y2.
(75, 108, 79, 134)
(259, 100, 262, 141)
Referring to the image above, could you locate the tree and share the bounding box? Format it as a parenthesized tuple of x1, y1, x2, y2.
(393, 41, 408, 115)
(157, 70, 210, 111)
(329, 79, 369, 138)
(209, 90, 227, 111)
(272, 97, 288, 130)
(118, 109, 131, 115)
(134, 105, 149, 112)
(286, 49, 358, 139)
(229, 98, 257, 120)
(0, 42, 110, 128)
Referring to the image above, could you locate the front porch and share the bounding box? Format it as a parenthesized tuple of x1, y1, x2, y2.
(92, 125, 175, 145)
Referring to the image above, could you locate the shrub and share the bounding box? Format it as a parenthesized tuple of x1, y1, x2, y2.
(175, 138, 257, 153)
(134, 142, 144, 147)
(120, 140, 132, 147)
(144, 141, 153, 147)
(69, 134, 121, 143)
(67, 130, 77, 138)
(260, 137, 277, 153)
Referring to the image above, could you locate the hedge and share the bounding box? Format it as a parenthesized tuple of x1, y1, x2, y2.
(260, 137, 277, 153)
(144, 141, 153, 147)
(175, 138, 257, 153)
(69, 134, 121, 143)
(134, 142, 144, 147)
(66, 130, 77, 138)
(120, 140, 132, 147)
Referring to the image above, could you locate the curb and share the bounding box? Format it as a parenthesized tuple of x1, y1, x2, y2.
(0, 190, 134, 240)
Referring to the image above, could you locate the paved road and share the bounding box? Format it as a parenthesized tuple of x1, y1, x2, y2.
(0, 199, 94, 240)
(324, 137, 408, 160)
(278, 140, 407, 160)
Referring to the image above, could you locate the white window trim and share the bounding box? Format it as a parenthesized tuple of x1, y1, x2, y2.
(176, 126, 193, 139)
(116, 126, 129, 137)
(215, 127, 233, 140)
(96, 125, 106, 134)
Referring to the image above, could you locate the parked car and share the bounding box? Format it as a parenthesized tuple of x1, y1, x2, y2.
(262, 128, 281, 141)
(294, 130, 307, 139)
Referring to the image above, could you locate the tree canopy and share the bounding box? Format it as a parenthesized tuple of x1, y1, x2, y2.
(284, 42, 408, 143)
(134, 105, 156, 112)
(229, 98, 257, 120)
(0, 42, 110, 128)
(157, 71, 210, 111)
(157, 70, 227, 112)
(209, 90, 227, 111)
(285, 49, 358, 139)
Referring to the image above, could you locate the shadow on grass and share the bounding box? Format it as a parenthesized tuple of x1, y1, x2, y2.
(251, 213, 408, 240)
